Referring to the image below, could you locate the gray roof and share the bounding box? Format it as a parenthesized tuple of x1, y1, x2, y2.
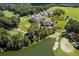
(32, 14, 43, 22)
(46, 26, 54, 29)
(31, 11, 53, 23)
(42, 19, 53, 26)
(40, 11, 48, 16)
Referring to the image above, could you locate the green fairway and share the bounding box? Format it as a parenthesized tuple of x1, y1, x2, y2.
(48, 6, 79, 20)
(0, 38, 55, 56)
(55, 21, 67, 30)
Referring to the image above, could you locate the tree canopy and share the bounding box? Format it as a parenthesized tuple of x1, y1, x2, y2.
(65, 19, 79, 33)
(53, 8, 65, 16)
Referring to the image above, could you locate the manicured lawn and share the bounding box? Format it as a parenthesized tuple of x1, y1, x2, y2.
(0, 37, 55, 56)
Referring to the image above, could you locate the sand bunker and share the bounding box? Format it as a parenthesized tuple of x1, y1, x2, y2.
(60, 38, 74, 53)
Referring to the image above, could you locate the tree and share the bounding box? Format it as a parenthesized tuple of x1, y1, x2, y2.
(28, 22, 41, 33)
(37, 26, 55, 39)
(23, 35, 30, 47)
(58, 14, 65, 21)
(0, 4, 53, 16)
(11, 16, 20, 28)
(0, 28, 12, 50)
(0, 10, 4, 17)
(65, 19, 79, 33)
(12, 33, 23, 50)
(0, 16, 20, 29)
(24, 32, 34, 44)
(53, 9, 65, 16)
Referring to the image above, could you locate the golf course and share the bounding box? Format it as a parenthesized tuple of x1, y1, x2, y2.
(0, 4, 79, 56)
